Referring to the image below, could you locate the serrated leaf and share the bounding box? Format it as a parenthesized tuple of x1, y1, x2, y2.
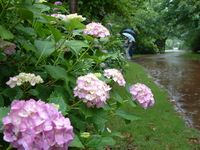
(15, 25, 35, 36)
(34, 84, 53, 101)
(42, 15, 62, 42)
(110, 91, 123, 103)
(64, 20, 86, 30)
(0, 25, 14, 40)
(69, 134, 84, 148)
(17, 7, 33, 20)
(115, 109, 141, 121)
(44, 65, 68, 83)
(64, 40, 89, 55)
(69, 114, 86, 131)
(100, 137, 116, 146)
(81, 34, 94, 41)
(2, 87, 23, 100)
(48, 97, 66, 115)
(45, 24, 62, 42)
(0, 107, 10, 129)
(34, 40, 55, 58)
(85, 135, 102, 147)
(80, 104, 94, 118)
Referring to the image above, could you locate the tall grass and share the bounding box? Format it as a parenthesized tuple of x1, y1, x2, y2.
(107, 62, 200, 149)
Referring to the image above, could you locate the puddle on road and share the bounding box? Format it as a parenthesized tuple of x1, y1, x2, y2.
(132, 52, 200, 131)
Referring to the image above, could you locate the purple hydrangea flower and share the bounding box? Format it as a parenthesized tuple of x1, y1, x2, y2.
(54, 1, 62, 5)
(129, 83, 155, 109)
(74, 73, 111, 108)
(1, 99, 74, 150)
(83, 22, 110, 38)
(103, 69, 126, 86)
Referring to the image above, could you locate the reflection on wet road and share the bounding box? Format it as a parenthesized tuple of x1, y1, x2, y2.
(132, 51, 200, 131)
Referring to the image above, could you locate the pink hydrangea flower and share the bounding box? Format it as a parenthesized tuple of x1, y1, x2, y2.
(129, 83, 155, 109)
(83, 22, 110, 38)
(74, 73, 111, 108)
(54, 1, 62, 5)
(101, 50, 108, 53)
(103, 69, 126, 86)
(6, 73, 44, 88)
(1, 99, 74, 150)
(3, 43, 16, 55)
(0, 39, 16, 55)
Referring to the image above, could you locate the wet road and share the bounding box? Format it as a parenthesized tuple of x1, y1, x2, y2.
(132, 50, 200, 131)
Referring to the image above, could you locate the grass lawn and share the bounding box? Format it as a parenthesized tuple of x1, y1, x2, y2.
(179, 53, 200, 58)
(107, 62, 200, 150)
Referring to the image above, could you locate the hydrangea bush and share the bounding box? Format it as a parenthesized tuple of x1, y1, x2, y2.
(0, 0, 155, 149)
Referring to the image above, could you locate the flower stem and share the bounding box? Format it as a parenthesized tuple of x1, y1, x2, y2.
(71, 100, 82, 107)
(6, 144, 13, 150)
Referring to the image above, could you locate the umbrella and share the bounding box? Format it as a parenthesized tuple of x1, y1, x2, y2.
(122, 33, 135, 42)
(122, 29, 136, 36)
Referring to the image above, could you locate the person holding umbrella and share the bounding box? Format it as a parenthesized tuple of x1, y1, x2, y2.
(122, 29, 136, 59)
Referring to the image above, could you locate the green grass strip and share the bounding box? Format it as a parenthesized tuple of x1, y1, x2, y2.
(179, 53, 200, 58)
(107, 62, 200, 149)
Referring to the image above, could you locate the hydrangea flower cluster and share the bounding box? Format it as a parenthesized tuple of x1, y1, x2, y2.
(6, 73, 44, 88)
(0, 39, 16, 55)
(103, 69, 126, 86)
(54, 1, 62, 5)
(74, 73, 111, 108)
(1, 99, 74, 150)
(129, 83, 155, 109)
(51, 13, 86, 22)
(83, 22, 110, 38)
(65, 13, 86, 22)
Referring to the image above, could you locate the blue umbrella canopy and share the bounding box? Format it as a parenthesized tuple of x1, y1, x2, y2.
(122, 29, 136, 36)
(122, 33, 135, 42)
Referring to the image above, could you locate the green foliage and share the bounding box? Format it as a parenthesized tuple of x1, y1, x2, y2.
(0, 0, 148, 149)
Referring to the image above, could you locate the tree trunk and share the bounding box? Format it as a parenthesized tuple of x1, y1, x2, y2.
(70, 0, 78, 14)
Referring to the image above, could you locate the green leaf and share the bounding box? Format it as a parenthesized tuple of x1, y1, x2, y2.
(44, 65, 68, 83)
(46, 24, 62, 42)
(106, 40, 122, 47)
(91, 109, 107, 133)
(0, 107, 10, 129)
(0, 94, 4, 107)
(2, 87, 23, 100)
(0, 25, 14, 40)
(110, 91, 123, 103)
(42, 15, 62, 42)
(32, 84, 53, 101)
(81, 34, 94, 41)
(69, 114, 86, 131)
(69, 134, 84, 148)
(115, 109, 141, 121)
(17, 36, 37, 52)
(17, 7, 34, 20)
(0, 52, 6, 61)
(93, 123, 105, 134)
(48, 97, 66, 115)
(100, 137, 116, 146)
(64, 20, 86, 30)
(79, 104, 94, 118)
(15, 25, 36, 36)
(43, 2, 68, 12)
(85, 135, 102, 147)
(64, 40, 89, 55)
(34, 40, 55, 58)
(28, 89, 39, 96)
